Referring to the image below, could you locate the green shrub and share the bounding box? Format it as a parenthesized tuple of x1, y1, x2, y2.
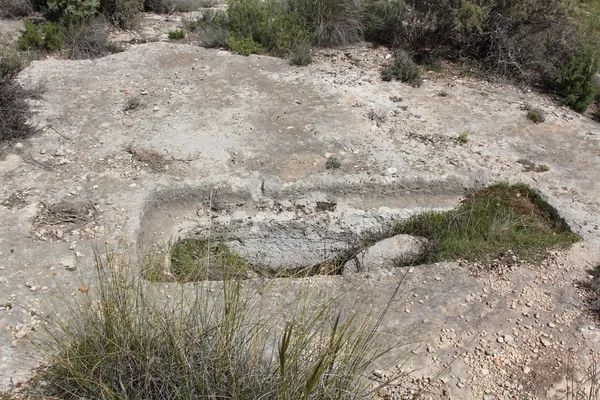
(547, 47, 599, 113)
(458, 132, 469, 143)
(18, 19, 65, 51)
(525, 106, 546, 123)
(289, 41, 312, 66)
(99, 0, 142, 29)
(227, 34, 265, 56)
(381, 50, 422, 87)
(325, 155, 341, 169)
(362, 0, 405, 45)
(46, 0, 100, 24)
(227, 0, 312, 56)
(168, 29, 186, 40)
(0, 53, 39, 141)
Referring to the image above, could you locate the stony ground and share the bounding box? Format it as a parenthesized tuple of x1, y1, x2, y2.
(1, 11, 600, 399)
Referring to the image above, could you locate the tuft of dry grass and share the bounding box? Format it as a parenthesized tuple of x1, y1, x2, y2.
(20, 243, 408, 399)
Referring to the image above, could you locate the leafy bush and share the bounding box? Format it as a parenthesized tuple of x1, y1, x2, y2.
(227, 34, 265, 56)
(525, 106, 546, 123)
(30, 245, 403, 399)
(46, 0, 100, 24)
(381, 50, 422, 87)
(168, 29, 186, 40)
(546, 47, 599, 113)
(0, 53, 39, 141)
(227, 0, 312, 57)
(362, 0, 405, 45)
(99, 0, 142, 29)
(18, 19, 65, 52)
(289, 41, 312, 66)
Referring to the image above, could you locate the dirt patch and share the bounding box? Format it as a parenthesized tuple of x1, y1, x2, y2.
(127, 146, 171, 172)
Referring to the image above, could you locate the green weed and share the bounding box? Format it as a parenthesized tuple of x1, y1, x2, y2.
(394, 183, 580, 264)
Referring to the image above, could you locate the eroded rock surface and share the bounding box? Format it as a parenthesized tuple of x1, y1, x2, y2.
(0, 32, 599, 398)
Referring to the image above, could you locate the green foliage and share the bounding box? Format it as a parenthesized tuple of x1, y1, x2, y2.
(458, 132, 469, 143)
(395, 183, 580, 264)
(46, 0, 100, 24)
(227, 34, 266, 56)
(453, 0, 489, 33)
(325, 156, 341, 169)
(227, 0, 312, 57)
(167, 238, 252, 281)
(168, 29, 186, 40)
(362, 0, 405, 45)
(549, 47, 599, 112)
(99, 0, 142, 29)
(289, 41, 313, 66)
(525, 106, 546, 123)
(18, 19, 64, 51)
(381, 50, 422, 87)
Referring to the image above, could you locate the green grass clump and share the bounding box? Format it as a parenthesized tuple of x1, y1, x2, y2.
(381, 51, 422, 87)
(395, 183, 580, 264)
(166, 238, 252, 282)
(458, 132, 469, 143)
(27, 244, 402, 400)
(168, 29, 186, 40)
(526, 106, 546, 123)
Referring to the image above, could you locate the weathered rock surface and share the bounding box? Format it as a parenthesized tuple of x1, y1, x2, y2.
(343, 234, 430, 274)
(0, 25, 599, 399)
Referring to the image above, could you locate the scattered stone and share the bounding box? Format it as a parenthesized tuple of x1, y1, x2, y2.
(540, 339, 552, 347)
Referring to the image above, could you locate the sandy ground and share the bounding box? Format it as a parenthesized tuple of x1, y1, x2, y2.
(1, 12, 600, 398)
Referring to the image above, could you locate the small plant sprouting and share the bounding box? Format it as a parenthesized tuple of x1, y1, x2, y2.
(168, 29, 186, 40)
(123, 96, 141, 112)
(325, 156, 341, 170)
(367, 109, 387, 127)
(458, 132, 469, 144)
(524, 104, 546, 123)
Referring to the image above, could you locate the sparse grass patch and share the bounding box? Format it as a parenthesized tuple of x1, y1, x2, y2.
(123, 96, 141, 111)
(381, 51, 422, 87)
(525, 105, 546, 123)
(163, 238, 252, 282)
(394, 183, 580, 264)
(367, 108, 387, 126)
(458, 132, 469, 144)
(27, 244, 403, 399)
(325, 155, 341, 169)
(168, 28, 186, 40)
